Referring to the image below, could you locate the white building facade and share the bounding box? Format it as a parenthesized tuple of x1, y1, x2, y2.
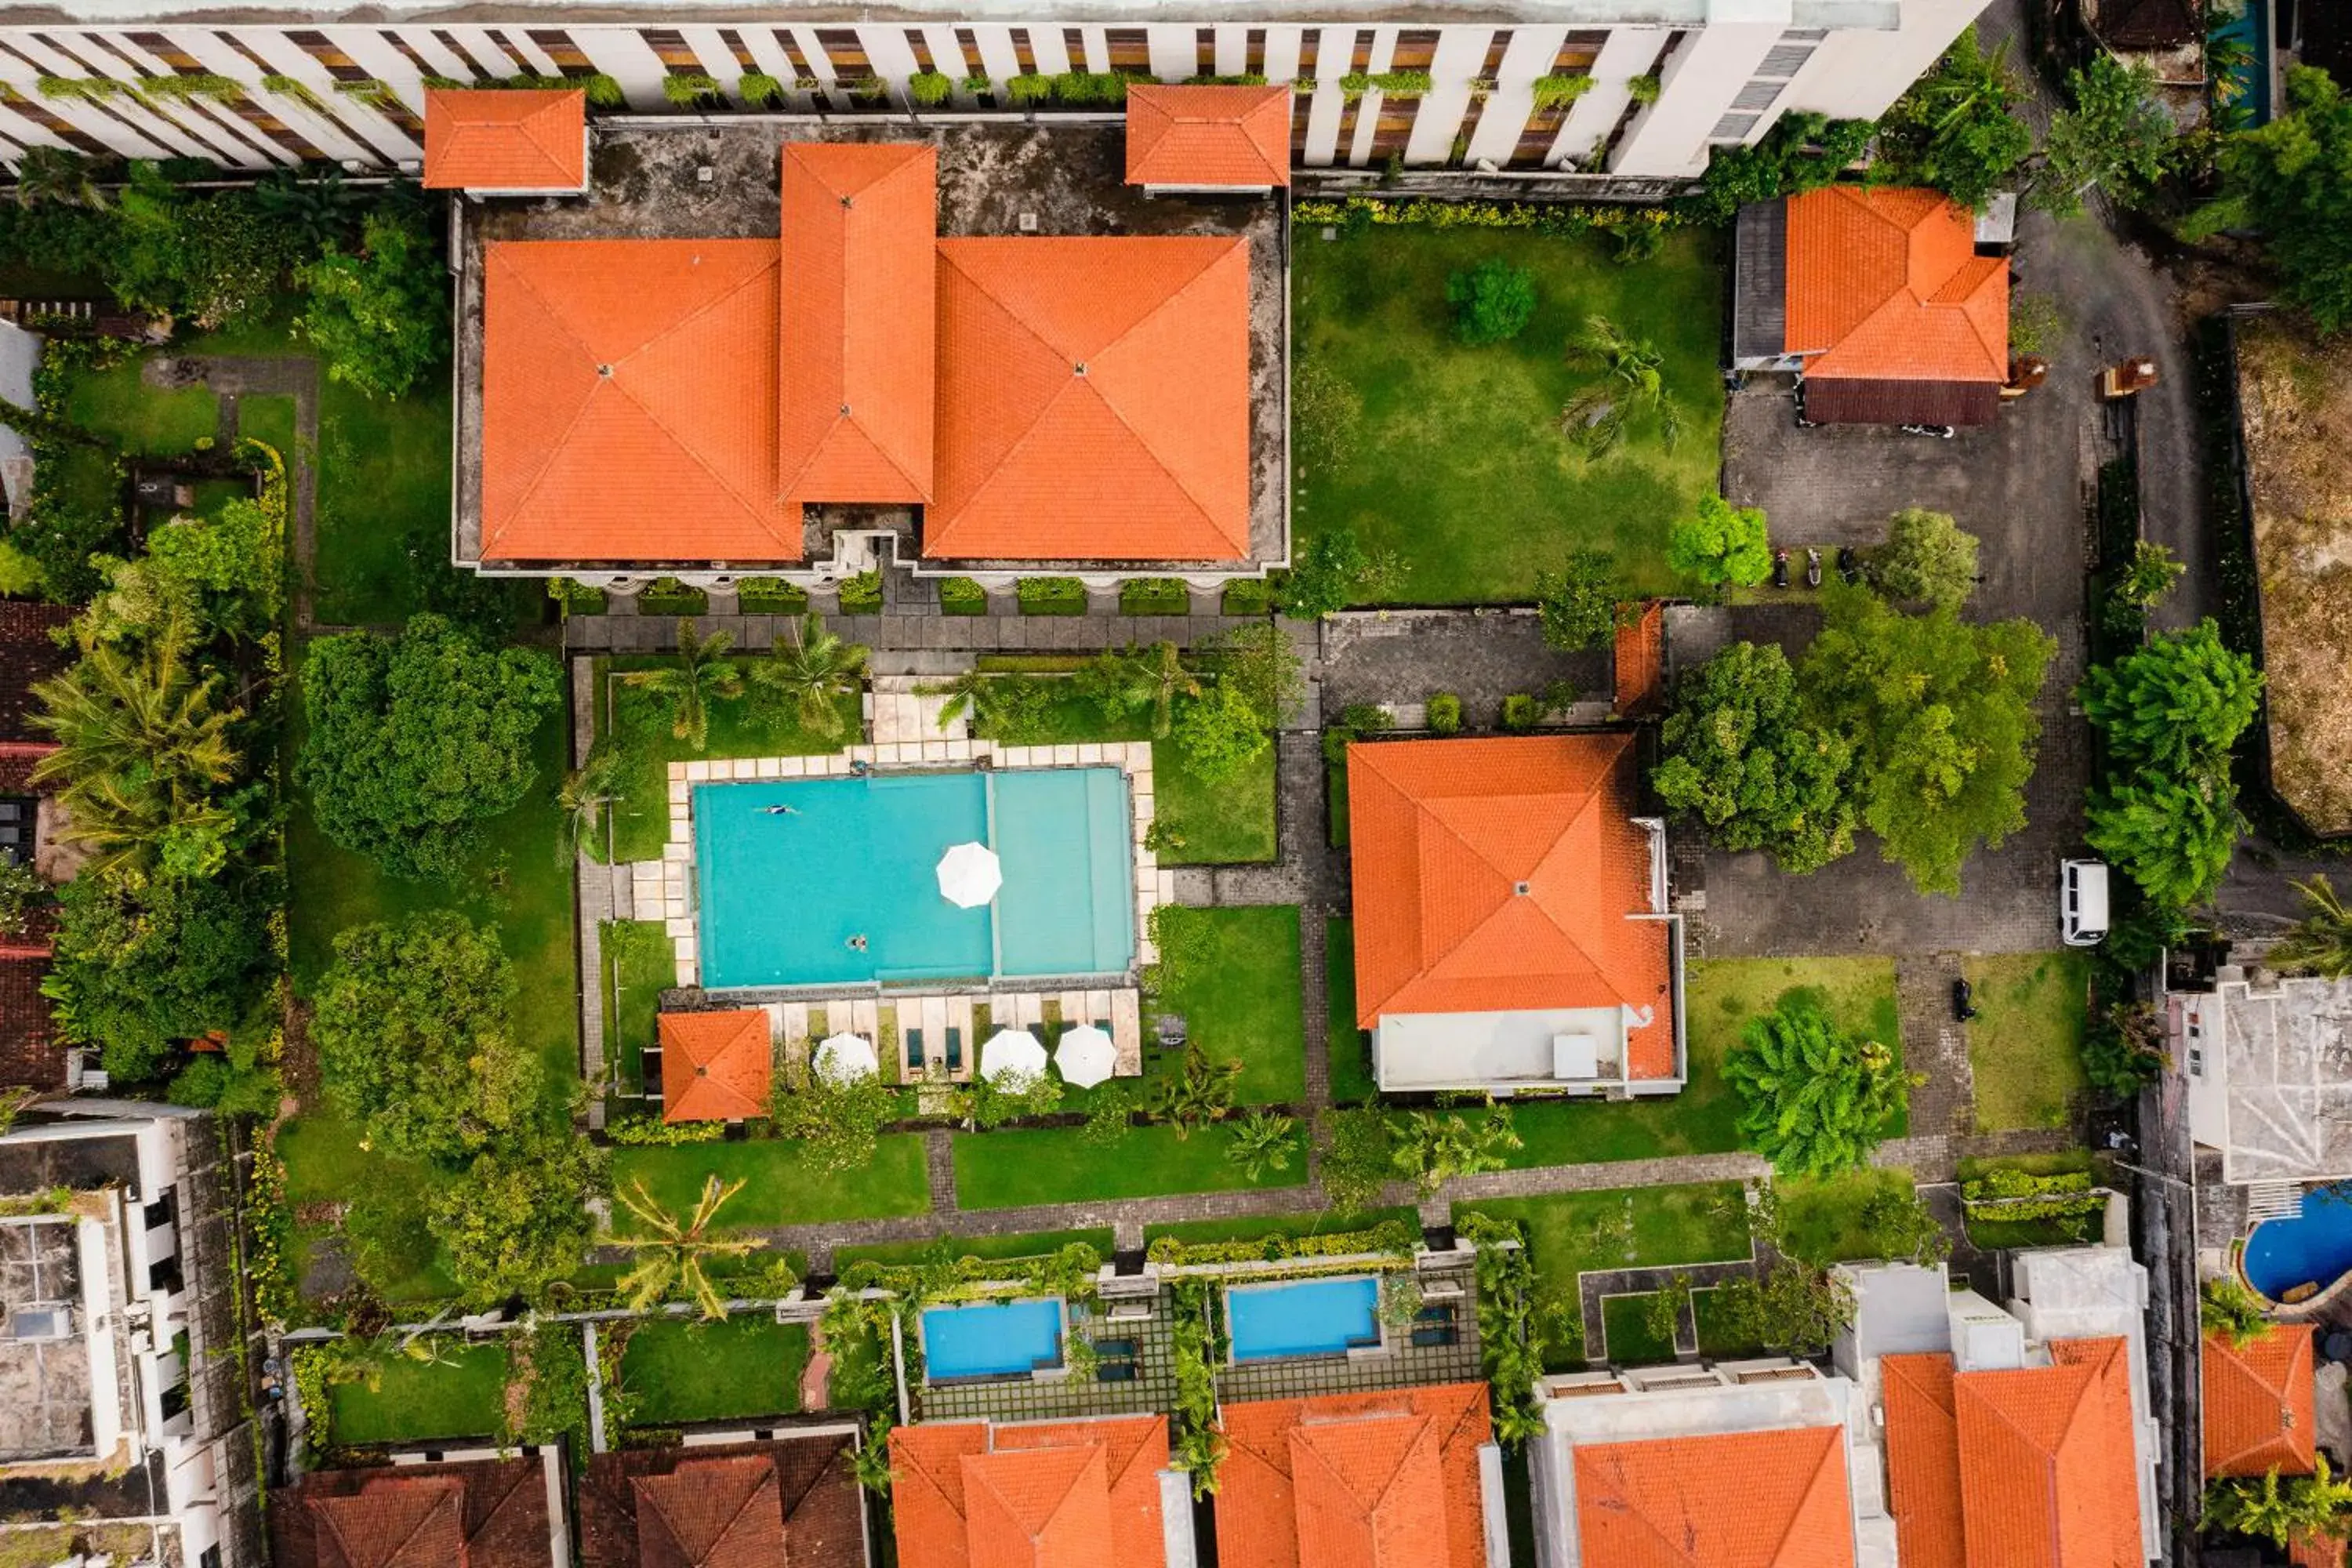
(0, 0, 1991, 182)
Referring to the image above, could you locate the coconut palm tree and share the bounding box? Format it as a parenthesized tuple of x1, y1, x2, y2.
(1146, 1046, 1240, 1138)
(622, 621, 742, 750)
(2268, 875, 2352, 978)
(1559, 315, 1686, 460)
(609, 1174, 765, 1321)
(30, 632, 238, 801)
(750, 612, 867, 738)
(1221, 1109, 1297, 1181)
(44, 768, 234, 882)
(554, 743, 620, 865)
(1076, 642, 1199, 739)
(16, 147, 106, 210)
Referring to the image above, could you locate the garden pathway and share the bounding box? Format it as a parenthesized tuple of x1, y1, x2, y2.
(564, 609, 1261, 655)
(150, 352, 325, 630)
(1895, 953, 1976, 1141)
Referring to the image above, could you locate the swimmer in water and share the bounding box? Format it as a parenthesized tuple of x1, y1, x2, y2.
(762, 804, 800, 816)
(847, 934, 869, 952)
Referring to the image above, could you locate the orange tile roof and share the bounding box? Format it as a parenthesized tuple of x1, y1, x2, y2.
(423, 88, 586, 191)
(1345, 735, 1674, 1079)
(631, 1454, 782, 1567)
(1573, 1425, 1855, 1568)
(1125, 85, 1292, 188)
(2204, 1324, 2318, 1479)
(929, 236, 1253, 562)
(310, 1476, 467, 1568)
(1215, 1382, 1491, 1568)
(480, 238, 801, 564)
(1782, 187, 2008, 387)
(1881, 1354, 1966, 1568)
(1613, 601, 1664, 718)
(659, 1009, 773, 1123)
(778, 143, 937, 510)
(891, 1416, 1169, 1568)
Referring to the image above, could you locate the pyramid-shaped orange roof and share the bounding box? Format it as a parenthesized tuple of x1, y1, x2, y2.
(1572, 1424, 1855, 1568)
(1126, 84, 1291, 188)
(1215, 1383, 1491, 1568)
(891, 1416, 1169, 1568)
(1783, 186, 2007, 387)
(779, 143, 937, 510)
(1345, 734, 1673, 1077)
(2204, 1323, 2317, 1480)
(659, 1009, 773, 1123)
(424, 88, 586, 192)
(480, 238, 800, 564)
(630, 1454, 783, 1566)
(929, 236, 1252, 562)
(311, 1476, 468, 1568)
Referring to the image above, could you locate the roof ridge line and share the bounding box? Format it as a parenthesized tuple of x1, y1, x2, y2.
(826, 154, 935, 500)
(928, 376, 1096, 554)
(1761, 1428, 1844, 1568)
(482, 361, 611, 557)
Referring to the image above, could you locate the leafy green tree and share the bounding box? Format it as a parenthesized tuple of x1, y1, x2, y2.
(2204, 1457, 2352, 1550)
(1223, 1110, 1298, 1181)
(1075, 642, 1198, 739)
(2085, 1000, 2168, 1099)
(1654, 641, 1858, 873)
(1534, 551, 1621, 651)
(2188, 67, 2352, 334)
(432, 1129, 604, 1305)
(2112, 539, 2186, 611)
(1802, 584, 2054, 896)
(768, 1063, 901, 1173)
(1444, 256, 1537, 345)
(1172, 681, 1269, 783)
(1280, 524, 1401, 618)
(610, 1174, 766, 1319)
(1682, 113, 1875, 226)
(1711, 1255, 1857, 1356)
(107, 165, 307, 328)
(1146, 1044, 1240, 1134)
(1872, 507, 1980, 611)
(622, 621, 742, 751)
(1389, 1108, 1522, 1196)
(1871, 26, 2034, 210)
(1860, 1185, 1951, 1266)
(299, 614, 562, 880)
(1668, 493, 1773, 588)
(312, 911, 539, 1163)
(2035, 54, 2174, 216)
(2085, 768, 2241, 908)
(2080, 620, 2262, 775)
(2269, 875, 2352, 978)
(1207, 622, 1306, 728)
(2201, 1276, 2272, 1346)
(1726, 996, 1903, 1177)
(747, 612, 865, 737)
(16, 147, 107, 210)
(145, 498, 281, 635)
(1561, 315, 1686, 459)
(45, 874, 274, 1081)
(295, 210, 450, 399)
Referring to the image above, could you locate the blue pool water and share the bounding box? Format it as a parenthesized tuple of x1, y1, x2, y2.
(693, 768, 1134, 989)
(922, 1298, 1063, 1381)
(2245, 1189, 2352, 1301)
(1226, 1276, 1381, 1362)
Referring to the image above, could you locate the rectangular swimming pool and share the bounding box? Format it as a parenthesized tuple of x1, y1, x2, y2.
(692, 768, 1134, 990)
(920, 1298, 1065, 1381)
(1225, 1276, 1382, 1362)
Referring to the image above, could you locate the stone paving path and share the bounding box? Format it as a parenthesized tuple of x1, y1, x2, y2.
(1896, 953, 1976, 1142)
(565, 610, 1261, 655)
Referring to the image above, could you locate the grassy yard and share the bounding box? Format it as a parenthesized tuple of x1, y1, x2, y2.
(953, 1120, 1308, 1208)
(310, 376, 496, 627)
(1688, 954, 1909, 1138)
(239, 394, 298, 463)
(601, 920, 674, 1094)
(1293, 223, 1724, 604)
(61, 354, 217, 454)
(1154, 905, 1305, 1105)
(1965, 953, 2091, 1132)
(328, 1343, 510, 1446)
(1777, 1168, 1918, 1266)
(1325, 917, 1377, 1105)
(1600, 1294, 1679, 1366)
(834, 1229, 1116, 1272)
(613, 1138, 931, 1229)
(618, 1317, 809, 1425)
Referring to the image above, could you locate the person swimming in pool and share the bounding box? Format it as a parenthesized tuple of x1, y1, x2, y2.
(762, 804, 800, 816)
(847, 934, 869, 952)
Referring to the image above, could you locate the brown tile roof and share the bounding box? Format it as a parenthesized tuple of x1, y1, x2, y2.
(0, 601, 73, 757)
(424, 88, 587, 192)
(1214, 1383, 1491, 1568)
(1613, 601, 1664, 718)
(659, 1009, 774, 1123)
(778, 143, 937, 510)
(928, 237, 1253, 562)
(1345, 735, 1674, 1079)
(1572, 1424, 1854, 1568)
(1784, 187, 2007, 391)
(579, 1434, 867, 1568)
(1125, 85, 1291, 188)
(891, 1415, 1168, 1568)
(268, 1457, 561, 1568)
(2204, 1324, 2317, 1480)
(480, 238, 799, 564)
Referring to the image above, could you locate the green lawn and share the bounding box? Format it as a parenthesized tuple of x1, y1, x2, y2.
(328, 1343, 510, 1446)
(279, 1112, 459, 1302)
(618, 1317, 809, 1425)
(310, 376, 501, 627)
(1144, 1207, 1417, 1247)
(1777, 1168, 1918, 1266)
(1155, 905, 1305, 1104)
(1966, 953, 2091, 1132)
(601, 920, 674, 1094)
(834, 1229, 1116, 1271)
(614, 1137, 931, 1228)
(953, 1120, 1308, 1209)
(62, 354, 217, 454)
(1328, 757, 1350, 848)
(238, 394, 298, 462)
(1325, 917, 1377, 1105)
(1600, 1293, 1679, 1366)
(1293, 223, 1725, 604)
(1685, 953, 1909, 1140)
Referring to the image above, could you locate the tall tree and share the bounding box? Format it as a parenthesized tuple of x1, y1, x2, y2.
(609, 1174, 765, 1320)
(622, 621, 742, 751)
(2035, 54, 2175, 216)
(1389, 1109, 1522, 1196)
(748, 612, 866, 737)
(555, 743, 620, 866)
(2079, 620, 2263, 775)
(1074, 641, 1199, 739)
(2204, 1457, 2352, 1551)
(1871, 507, 1980, 611)
(1653, 641, 1858, 873)
(294, 209, 450, 399)
(1871, 25, 2034, 210)
(432, 1130, 605, 1305)
(2269, 875, 2352, 978)
(2188, 67, 2352, 334)
(2086, 770, 2241, 909)
(1560, 315, 1686, 459)
(1667, 493, 1773, 588)
(1534, 552, 1623, 652)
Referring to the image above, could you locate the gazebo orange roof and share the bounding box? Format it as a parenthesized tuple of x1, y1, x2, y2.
(1573, 1425, 1854, 1568)
(423, 88, 586, 192)
(659, 1009, 773, 1123)
(1125, 84, 1291, 188)
(2204, 1323, 2318, 1479)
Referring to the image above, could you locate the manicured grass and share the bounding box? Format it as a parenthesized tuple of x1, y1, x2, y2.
(1328, 757, 1350, 848)
(1155, 905, 1305, 1105)
(62, 354, 217, 454)
(601, 920, 674, 1094)
(953, 1120, 1308, 1209)
(1686, 953, 1910, 1140)
(597, 658, 858, 862)
(1601, 1293, 1679, 1366)
(1325, 917, 1377, 1105)
(328, 1343, 510, 1446)
(1144, 1207, 1418, 1247)
(1777, 1168, 1918, 1266)
(613, 1138, 931, 1228)
(618, 1317, 808, 1425)
(1293, 223, 1724, 604)
(310, 376, 505, 626)
(237, 394, 298, 462)
(1966, 953, 2092, 1132)
(834, 1229, 1116, 1271)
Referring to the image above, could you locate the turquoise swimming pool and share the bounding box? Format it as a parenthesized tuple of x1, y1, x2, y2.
(693, 768, 1134, 989)
(1225, 1276, 1382, 1362)
(921, 1298, 1064, 1381)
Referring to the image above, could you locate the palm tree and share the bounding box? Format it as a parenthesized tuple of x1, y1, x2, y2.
(45, 768, 234, 882)
(1559, 315, 1686, 460)
(609, 1174, 766, 1321)
(750, 612, 867, 738)
(2203, 1456, 2352, 1550)
(1222, 1110, 1297, 1181)
(254, 165, 361, 251)
(919, 669, 1032, 734)
(622, 621, 742, 750)
(554, 743, 620, 866)
(2268, 876, 2352, 978)
(1077, 642, 1199, 739)
(30, 633, 238, 800)
(16, 147, 105, 210)
(851, 1415, 897, 1494)
(1147, 1046, 1240, 1138)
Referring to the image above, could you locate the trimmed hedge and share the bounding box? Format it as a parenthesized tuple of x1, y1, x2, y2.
(1145, 1221, 1416, 1267)
(1017, 577, 1087, 615)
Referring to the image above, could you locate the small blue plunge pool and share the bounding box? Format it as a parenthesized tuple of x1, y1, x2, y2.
(921, 1298, 1065, 1381)
(2245, 1189, 2352, 1302)
(1226, 1276, 1382, 1362)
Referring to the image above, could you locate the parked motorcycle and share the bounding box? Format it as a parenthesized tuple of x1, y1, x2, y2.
(1899, 423, 1956, 439)
(1772, 549, 1790, 590)
(1836, 546, 1862, 585)
(1952, 978, 1979, 1022)
(1805, 548, 1822, 589)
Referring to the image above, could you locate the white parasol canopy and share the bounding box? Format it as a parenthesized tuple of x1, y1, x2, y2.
(1054, 1024, 1116, 1089)
(812, 1031, 879, 1084)
(979, 1026, 1049, 1084)
(936, 841, 1003, 909)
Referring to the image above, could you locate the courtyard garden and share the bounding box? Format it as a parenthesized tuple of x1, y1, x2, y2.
(613, 1316, 811, 1426)
(1965, 952, 2092, 1131)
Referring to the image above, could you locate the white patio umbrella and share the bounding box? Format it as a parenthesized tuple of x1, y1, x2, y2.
(979, 1026, 1048, 1084)
(936, 841, 1003, 909)
(1054, 1024, 1116, 1089)
(812, 1031, 879, 1084)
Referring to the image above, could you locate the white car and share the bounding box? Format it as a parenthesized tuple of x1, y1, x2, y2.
(2061, 858, 2110, 947)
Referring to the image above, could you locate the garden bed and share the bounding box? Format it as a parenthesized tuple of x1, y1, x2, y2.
(833, 1229, 1116, 1272)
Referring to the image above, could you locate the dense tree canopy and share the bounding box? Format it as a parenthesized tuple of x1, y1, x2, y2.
(2190, 67, 2352, 335)
(295, 210, 451, 400)
(1668, 493, 1773, 588)
(1725, 996, 1903, 1177)
(2085, 769, 2241, 909)
(1535, 552, 1622, 651)
(1654, 641, 1858, 873)
(432, 1130, 605, 1305)
(1872, 507, 1980, 611)
(1444, 257, 1537, 345)
(1871, 26, 2034, 211)
(45, 873, 275, 1081)
(2036, 54, 2174, 216)
(2079, 619, 2263, 774)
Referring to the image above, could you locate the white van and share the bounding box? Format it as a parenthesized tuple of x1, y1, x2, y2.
(2061, 858, 2110, 946)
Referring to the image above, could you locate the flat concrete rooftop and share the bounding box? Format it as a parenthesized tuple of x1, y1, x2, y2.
(0, 1218, 91, 1462)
